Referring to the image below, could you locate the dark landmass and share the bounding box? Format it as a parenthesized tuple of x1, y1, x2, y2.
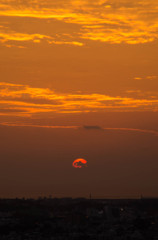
(0, 197, 158, 239)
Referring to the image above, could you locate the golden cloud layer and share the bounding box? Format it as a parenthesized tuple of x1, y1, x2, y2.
(0, 0, 158, 45)
(0, 82, 158, 120)
(0, 30, 84, 46)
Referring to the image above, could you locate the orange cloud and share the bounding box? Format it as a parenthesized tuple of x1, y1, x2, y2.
(0, 82, 158, 120)
(1, 122, 158, 137)
(0, 0, 158, 44)
(103, 128, 158, 137)
(0, 32, 49, 42)
(0, 122, 78, 129)
(134, 76, 158, 81)
(0, 30, 83, 46)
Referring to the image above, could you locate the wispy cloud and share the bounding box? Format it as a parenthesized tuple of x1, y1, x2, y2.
(0, 82, 158, 120)
(81, 125, 158, 136)
(1, 122, 158, 137)
(103, 128, 158, 136)
(82, 125, 103, 130)
(134, 76, 158, 81)
(0, 30, 83, 46)
(0, 122, 78, 129)
(0, 0, 158, 45)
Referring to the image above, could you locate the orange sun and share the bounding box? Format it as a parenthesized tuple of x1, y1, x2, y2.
(72, 158, 87, 168)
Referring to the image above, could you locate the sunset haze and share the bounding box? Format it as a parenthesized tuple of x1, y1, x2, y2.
(0, 0, 158, 198)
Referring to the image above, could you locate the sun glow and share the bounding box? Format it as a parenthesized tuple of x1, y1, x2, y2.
(72, 159, 87, 168)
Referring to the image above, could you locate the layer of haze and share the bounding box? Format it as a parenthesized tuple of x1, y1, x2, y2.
(0, 125, 158, 198)
(0, 0, 158, 198)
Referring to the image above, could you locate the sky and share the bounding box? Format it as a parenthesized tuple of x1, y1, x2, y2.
(0, 0, 158, 198)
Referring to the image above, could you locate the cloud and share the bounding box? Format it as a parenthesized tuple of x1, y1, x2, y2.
(82, 125, 103, 130)
(0, 32, 50, 42)
(1, 122, 158, 137)
(0, 30, 83, 46)
(0, 0, 158, 45)
(103, 128, 158, 136)
(0, 122, 78, 129)
(0, 108, 27, 113)
(134, 77, 143, 81)
(0, 82, 158, 120)
(134, 76, 158, 81)
(146, 76, 157, 80)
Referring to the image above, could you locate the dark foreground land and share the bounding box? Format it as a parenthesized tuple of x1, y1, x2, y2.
(0, 197, 158, 240)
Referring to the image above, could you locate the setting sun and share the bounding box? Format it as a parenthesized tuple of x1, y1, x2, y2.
(72, 159, 87, 168)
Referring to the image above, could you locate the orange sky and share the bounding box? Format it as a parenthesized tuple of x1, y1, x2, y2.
(0, 0, 158, 198)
